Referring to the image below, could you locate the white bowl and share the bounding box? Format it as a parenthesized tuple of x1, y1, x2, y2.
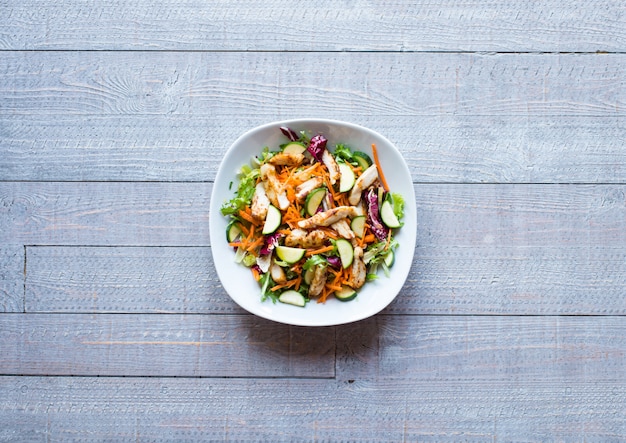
(209, 119, 416, 326)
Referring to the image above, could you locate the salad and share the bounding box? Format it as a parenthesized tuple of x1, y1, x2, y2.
(220, 126, 405, 307)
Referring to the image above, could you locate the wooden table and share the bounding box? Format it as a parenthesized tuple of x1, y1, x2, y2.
(1, 2, 626, 440)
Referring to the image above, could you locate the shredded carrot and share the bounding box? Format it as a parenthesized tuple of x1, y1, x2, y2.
(305, 245, 335, 257)
(362, 234, 376, 244)
(246, 236, 264, 253)
(371, 143, 390, 192)
(270, 279, 298, 292)
(325, 283, 343, 292)
(251, 267, 261, 281)
(238, 208, 259, 225)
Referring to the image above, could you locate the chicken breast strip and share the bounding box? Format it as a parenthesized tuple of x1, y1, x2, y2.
(349, 246, 366, 289)
(260, 163, 290, 210)
(295, 177, 324, 202)
(331, 219, 355, 240)
(308, 265, 328, 297)
(297, 206, 360, 229)
(348, 164, 379, 205)
(322, 150, 340, 185)
(268, 152, 305, 167)
(284, 228, 328, 249)
(251, 182, 270, 221)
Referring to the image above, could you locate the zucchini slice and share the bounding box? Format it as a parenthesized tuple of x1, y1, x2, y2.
(335, 285, 357, 302)
(335, 239, 354, 269)
(383, 249, 394, 268)
(338, 162, 356, 193)
(305, 187, 326, 216)
(226, 222, 242, 242)
(275, 246, 306, 264)
(380, 200, 401, 229)
(352, 151, 372, 170)
(262, 204, 282, 234)
(278, 290, 306, 307)
(350, 215, 366, 239)
(282, 142, 307, 155)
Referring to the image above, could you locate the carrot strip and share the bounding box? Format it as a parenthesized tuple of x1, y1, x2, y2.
(325, 283, 343, 292)
(270, 279, 298, 292)
(305, 245, 335, 257)
(371, 143, 390, 192)
(238, 208, 259, 225)
(251, 267, 261, 281)
(246, 236, 264, 252)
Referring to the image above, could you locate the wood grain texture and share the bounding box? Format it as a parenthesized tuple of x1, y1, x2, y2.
(25, 244, 626, 315)
(0, 377, 624, 441)
(1, 1, 625, 52)
(2, 52, 625, 117)
(0, 314, 335, 377)
(0, 182, 211, 246)
(0, 246, 24, 313)
(2, 115, 626, 183)
(336, 315, 626, 382)
(25, 246, 239, 314)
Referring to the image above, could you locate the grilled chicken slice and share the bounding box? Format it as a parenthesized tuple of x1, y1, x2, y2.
(251, 182, 270, 221)
(349, 246, 366, 289)
(260, 163, 290, 210)
(331, 219, 355, 240)
(268, 152, 305, 167)
(295, 177, 324, 202)
(348, 164, 379, 205)
(322, 150, 340, 185)
(308, 265, 328, 297)
(284, 228, 327, 249)
(269, 261, 287, 284)
(297, 206, 360, 229)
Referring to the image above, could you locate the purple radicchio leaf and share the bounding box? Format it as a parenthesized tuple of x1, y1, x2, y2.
(260, 232, 284, 256)
(307, 134, 327, 162)
(326, 255, 342, 269)
(365, 188, 389, 241)
(280, 126, 299, 142)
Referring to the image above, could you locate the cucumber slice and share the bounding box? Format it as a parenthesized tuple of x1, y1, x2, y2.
(275, 245, 306, 264)
(335, 285, 357, 302)
(305, 187, 326, 216)
(383, 249, 394, 267)
(380, 200, 401, 228)
(282, 142, 307, 155)
(353, 151, 372, 170)
(242, 253, 257, 267)
(335, 239, 354, 269)
(226, 222, 242, 242)
(278, 290, 306, 307)
(350, 215, 366, 238)
(338, 162, 356, 193)
(304, 266, 315, 285)
(262, 204, 282, 234)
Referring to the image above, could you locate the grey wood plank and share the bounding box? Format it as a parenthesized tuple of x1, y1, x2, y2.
(0, 314, 335, 377)
(0, 182, 211, 246)
(0, 246, 24, 313)
(2, 52, 625, 117)
(3, 115, 626, 183)
(336, 315, 626, 382)
(26, 246, 239, 314)
(0, 375, 624, 440)
(1, 1, 624, 52)
(3, 182, 625, 247)
(25, 245, 626, 315)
